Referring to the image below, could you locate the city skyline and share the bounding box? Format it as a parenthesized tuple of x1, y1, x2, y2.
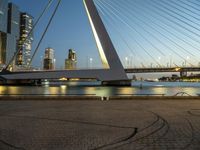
(10, 0, 100, 69)
(8, 0, 200, 70)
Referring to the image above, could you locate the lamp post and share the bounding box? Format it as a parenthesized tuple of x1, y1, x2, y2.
(185, 56, 190, 67)
(53, 59, 56, 70)
(125, 57, 128, 68)
(158, 56, 161, 67)
(40, 56, 43, 70)
(169, 54, 172, 67)
(89, 58, 93, 69)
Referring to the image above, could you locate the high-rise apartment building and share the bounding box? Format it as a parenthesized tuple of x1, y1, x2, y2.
(43, 47, 55, 70)
(17, 13, 33, 66)
(65, 49, 77, 70)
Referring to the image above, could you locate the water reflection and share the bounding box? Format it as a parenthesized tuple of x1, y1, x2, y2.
(60, 85, 67, 94)
(0, 81, 200, 96)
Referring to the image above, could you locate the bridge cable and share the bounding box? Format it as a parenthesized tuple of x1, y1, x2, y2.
(126, 0, 199, 66)
(142, 0, 200, 65)
(147, 0, 200, 38)
(161, 0, 200, 22)
(115, 0, 198, 66)
(95, 2, 138, 66)
(170, 0, 200, 18)
(95, 1, 149, 67)
(28, 0, 62, 68)
(98, 0, 166, 58)
(96, 0, 160, 66)
(96, 0, 162, 67)
(131, 1, 200, 56)
(186, 0, 200, 8)
(177, 0, 200, 12)
(128, 0, 200, 47)
(154, 0, 200, 28)
(4, 0, 54, 71)
(111, 0, 197, 64)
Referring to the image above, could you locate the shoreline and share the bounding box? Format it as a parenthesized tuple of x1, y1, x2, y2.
(1, 95, 200, 100)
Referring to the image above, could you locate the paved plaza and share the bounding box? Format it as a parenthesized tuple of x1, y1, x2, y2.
(0, 99, 200, 150)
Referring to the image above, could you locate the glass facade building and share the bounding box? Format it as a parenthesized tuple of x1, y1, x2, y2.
(6, 3, 20, 66)
(7, 3, 20, 38)
(0, 0, 8, 67)
(0, 0, 8, 33)
(17, 13, 33, 66)
(0, 2, 33, 69)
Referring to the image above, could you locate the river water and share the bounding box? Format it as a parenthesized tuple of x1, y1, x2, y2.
(0, 81, 200, 96)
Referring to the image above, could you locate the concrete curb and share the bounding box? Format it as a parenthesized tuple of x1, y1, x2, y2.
(0, 96, 102, 101)
(109, 96, 200, 100)
(0, 95, 200, 100)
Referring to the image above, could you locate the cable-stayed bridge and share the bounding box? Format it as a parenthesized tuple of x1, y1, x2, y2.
(1, 0, 200, 85)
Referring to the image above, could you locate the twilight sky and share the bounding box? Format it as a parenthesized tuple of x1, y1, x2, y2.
(9, 0, 200, 70)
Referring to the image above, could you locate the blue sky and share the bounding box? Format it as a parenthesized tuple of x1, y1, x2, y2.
(10, 0, 200, 69)
(10, 0, 100, 69)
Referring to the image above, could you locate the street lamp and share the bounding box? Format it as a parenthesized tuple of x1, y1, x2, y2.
(158, 56, 161, 67)
(125, 57, 128, 68)
(89, 58, 93, 69)
(169, 54, 172, 67)
(185, 56, 190, 67)
(40, 56, 43, 70)
(53, 59, 56, 70)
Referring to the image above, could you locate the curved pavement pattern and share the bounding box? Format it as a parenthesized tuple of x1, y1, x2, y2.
(0, 100, 199, 150)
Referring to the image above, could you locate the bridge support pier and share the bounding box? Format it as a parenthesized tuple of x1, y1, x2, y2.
(102, 80, 132, 86)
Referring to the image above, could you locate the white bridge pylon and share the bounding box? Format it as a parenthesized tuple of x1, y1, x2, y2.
(0, 0, 128, 82)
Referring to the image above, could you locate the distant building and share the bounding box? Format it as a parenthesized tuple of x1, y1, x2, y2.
(0, 1, 34, 70)
(65, 49, 77, 70)
(17, 13, 33, 66)
(43, 47, 55, 70)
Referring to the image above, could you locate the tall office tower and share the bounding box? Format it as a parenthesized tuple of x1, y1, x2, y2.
(6, 3, 20, 65)
(0, 0, 8, 67)
(65, 49, 77, 70)
(43, 47, 55, 70)
(0, 0, 8, 33)
(17, 13, 33, 66)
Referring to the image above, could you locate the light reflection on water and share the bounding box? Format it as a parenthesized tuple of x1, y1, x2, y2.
(0, 81, 200, 96)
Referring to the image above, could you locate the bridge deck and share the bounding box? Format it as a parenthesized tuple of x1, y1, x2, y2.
(125, 67, 200, 73)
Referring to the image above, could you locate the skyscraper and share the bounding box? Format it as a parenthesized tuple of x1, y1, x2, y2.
(0, 0, 8, 67)
(65, 49, 77, 70)
(6, 3, 20, 65)
(17, 13, 33, 66)
(0, 0, 8, 33)
(0, 2, 33, 70)
(43, 47, 55, 70)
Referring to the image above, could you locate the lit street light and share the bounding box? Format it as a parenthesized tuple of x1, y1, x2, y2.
(53, 59, 56, 70)
(89, 58, 93, 69)
(40, 56, 43, 70)
(158, 56, 161, 67)
(185, 56, 190, 67)
(125, 57, 128, 68)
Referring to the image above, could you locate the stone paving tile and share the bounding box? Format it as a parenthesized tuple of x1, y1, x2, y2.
(0, 100, 200, 149)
